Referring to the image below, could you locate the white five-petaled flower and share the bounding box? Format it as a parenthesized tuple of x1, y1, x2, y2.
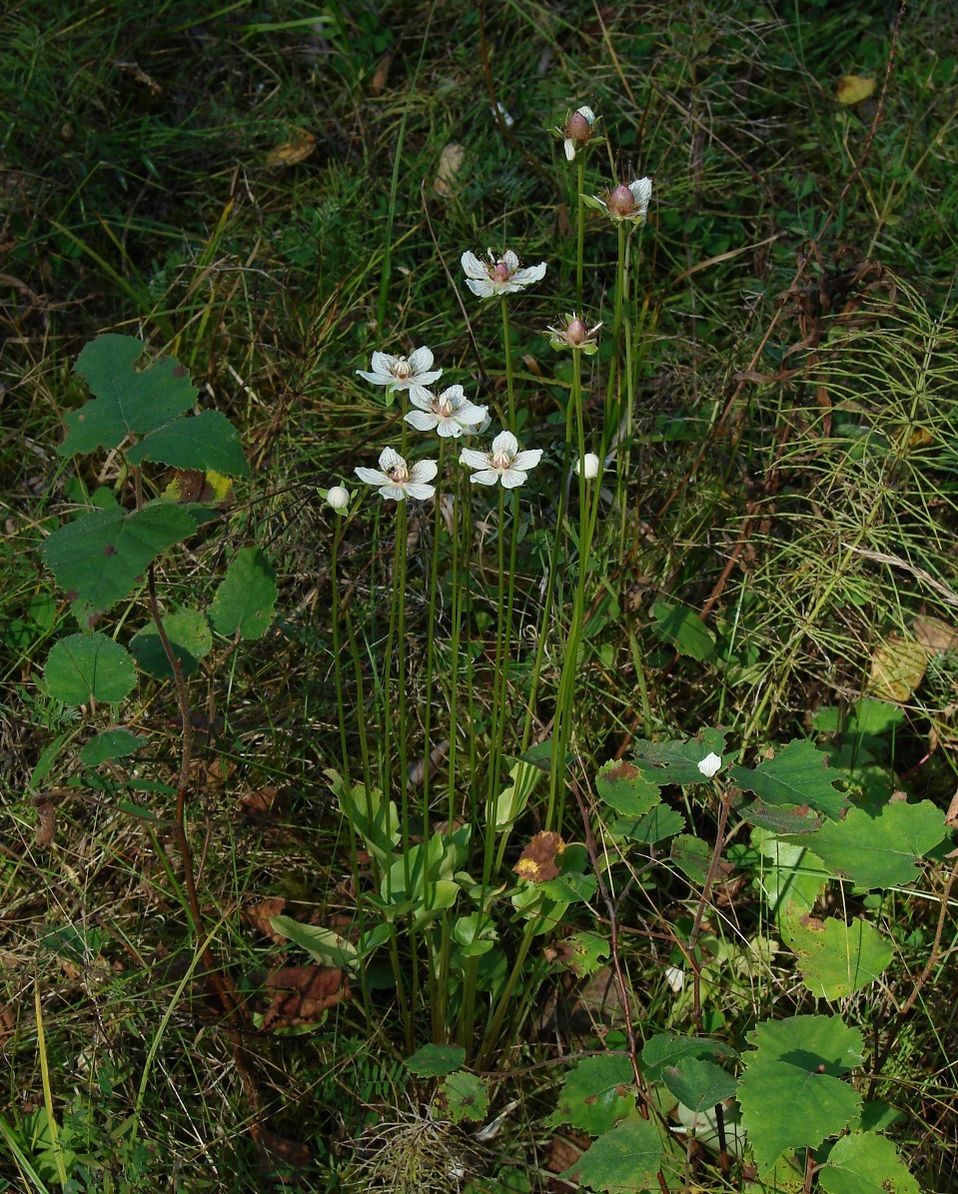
(460, 249, 547, 299)
(594, 177, 653, 224)
(459, 429, 543, 489)
(354, 447, 438, 502)
(325, 485, 350, 511)
(558, 105, 598, 161)
(404, 385, 488, 439)
(575, 453, 601, 479)
(697, 752, 722, 779)
(356, 347, 442, 402)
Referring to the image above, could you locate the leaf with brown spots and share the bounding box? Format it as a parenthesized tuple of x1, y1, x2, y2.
(243, 897, 287, 942)
(261, 965, 349, 1030)
(514, 831, 565, 883)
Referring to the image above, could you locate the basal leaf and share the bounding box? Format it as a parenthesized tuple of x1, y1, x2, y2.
(800, 802, 948, 889)
(819, 1131, 919, 1194)
(63, 335, 198, 457)
(561, 1118, 664, 1192)
(631, 728, 727, 786)
(650, 600, 716, 660)
(641, 1033, 738, 1083)
(404, 1043, 465, 1078)
(268, 916, 358, 969)
(595, 760, 662, 817)
(730, 739, 847, 821)
(549, 1054, 635, 1135)
(130, 607, 212, 679)
(79, 727, 145, 766)
(784, 912, 893, 1000)
(210, 546, 277, 640)
(44, 632, 137, 705)
(612, 803, 685, 843)
(434, 1070, 489, 1123)
(42, 504, 195, 615)
(127, 410, 249, 477)
(738, 1014, 864, 1173)
(661, 1057, 737, 1112)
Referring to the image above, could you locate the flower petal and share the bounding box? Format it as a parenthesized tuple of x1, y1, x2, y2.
(354, 467, 390, 486)
(404, 481, 436, 500)
(356, 369, 389, 386)
(466, 278, 494, 298)
(407, 346, 434, 374)
(511, 262, 547, 288)
(405, 410, 439, 432)
(379, 446, 405, 472)
(564, 138, 575, 161)
(409, 459, 438, 484)
(577, 105, 595, 123)
(379, 485, 408, 501)
(407, 388, 434, 411)
(460, 251, 487, 280)
(439, 384, 465, 404)
(436, 420, 463, 438)
(371, 351, 394, 375)
(503, 250, 519, 274)
(459, 448, 490, 469)
(412, 368, 443, 387)
(510, 448, 542, 472)
(629, 177, 653, 210)
(455, 401, 488, 426)
(469, 469, 500, 486)
(491, 429, 518, 457)
(500, 468, 528, 489)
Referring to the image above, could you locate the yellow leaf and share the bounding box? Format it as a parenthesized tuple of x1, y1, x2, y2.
(836, 75, 876, 105)
(265, 133, 316, 168)
(867, 634, 928, 703)
(913, 616, 958, 654)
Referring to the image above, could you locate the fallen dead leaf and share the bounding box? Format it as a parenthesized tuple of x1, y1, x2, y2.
(237, 785, 279, 817)
(262, 965, 349, 1030)
(434, 143, 465, 198)
(257, 1125, 311, 1171)
(265, 133, 316, 168)
(836, 75, 876, 105)
(867, 634, 928, 703)
(244, 897, 287, 942)
(370, 52, 393, 93)
(913, 615, 958, 653)
(546, 1132, 589, 1192)
(514, 831, 565, 883)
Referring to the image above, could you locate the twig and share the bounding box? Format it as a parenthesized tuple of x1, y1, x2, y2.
(686, 782, 735, 1031)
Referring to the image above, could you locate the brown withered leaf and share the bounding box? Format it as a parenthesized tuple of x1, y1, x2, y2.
(434, 143, 465, 198)
(244, 897, 287, 942)
(237, 785, 279, 818)
(514, 831, 565, 883)
(370, 52, 393, 93)
(546, 1132, 589, 1192)
(262, 965, 348, 1030)
(257, 1126, 311, 1172)
(34, 789, 69, 848)
(913, 616, 958, 654)
(265, 132, 316, 168)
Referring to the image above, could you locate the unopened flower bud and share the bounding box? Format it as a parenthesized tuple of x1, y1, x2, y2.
(565, 317, 588, 346)
(607, 185, 636, 218)
(575, 453, 600, 479)
(326, 485, 350, 511)
(565, 110, 593, 144)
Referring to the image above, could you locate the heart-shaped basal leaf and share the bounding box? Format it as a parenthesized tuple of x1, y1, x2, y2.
(549, 1054, 635, 1135)
(44, 633, 137, 705)
(738, 1014, 864, 1173)
(130, 607, 212, 679)
(730, 739, 847, 821)
(661, 1057, 737, 1112)
(561, 1118, 664, 1193)
(631, 728, 726, 786)
(784, 912, 894, 1000)
(42, 504, 196, 615)
(434, 1070, 489, 1123)
(62, 335, 198, 457)
(79, 727, 145, 766)
(210, 546, 277, 640)
(126, 409, 249, 477)
(818, 1131, 919, 1194)
(403, 1043, 466, 1078)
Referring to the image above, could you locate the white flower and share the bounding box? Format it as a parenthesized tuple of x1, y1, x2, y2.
(492, 100, 515, 129)
(593, 177, 653, 224)
(557, 105, 598, 161)
(547, 311, 602, 354)
(460, 249, 547, 299)
(459, 429, 542, 489)
(575, 453, 600, 479)
(354, 447, 437, 502)
(664, 965, 685, 993)
(404, 385, 488, 439)
(697, 752, 722, 779)
(356, 347, 442, 402)
(325, 485, 350, 511)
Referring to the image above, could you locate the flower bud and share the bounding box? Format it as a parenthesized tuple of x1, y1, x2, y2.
(607, 185, 636, 218)
(326, 485, 350, 511)
(575, 453, 600, 479)
(565, 110, 593, 144)
(565, 317, 589, 346)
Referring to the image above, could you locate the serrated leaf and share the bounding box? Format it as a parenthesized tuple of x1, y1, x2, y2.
(784, 913, 893, 1000)
(561, 1118, 664, 1192)
(612, 803, 685, 843)
(670, 834, 711, 883)
(819, 1131, 919, 1194)
(127, 410, 248, 477)
(631, 728, 727, 786)
(434, 1070, 489, 1123)
(79, 728, 145, 766)
(404, 1043, 465, 1078)
(751, 831, 827, 922)
(562, 930, 609, 978)
(641, 1033, 738, 1083)
(210, 546, 277, 640)
(730, 740, 847, 821)
(130, 608, 212, 679)
(44, 633, 137, 705)
(540, 871, 597, 903)
(42, 504, 195, 615)
(661, 1057, 737, 1112)
(650, 600, 716, 660)
(63, 335, 198, 457)
(799, 802, 947, 889)
(744, 799, 822, 836)
(738, 1015, 864, 1173)
(595, 760, 662, 817)
(550, 1054, 635, 1135)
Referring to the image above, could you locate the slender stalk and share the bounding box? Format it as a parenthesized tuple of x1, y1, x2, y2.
(501, 298, 515, 431)
(576, 154, 586, 306)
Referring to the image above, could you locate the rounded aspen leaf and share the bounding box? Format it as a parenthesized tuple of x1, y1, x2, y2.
(819, 1131, 919, 1194)
(45, 633, 136, 705)
(835, 75, 876, 105)
(210, 547, 277, 640)
(866, 634, 928, 703)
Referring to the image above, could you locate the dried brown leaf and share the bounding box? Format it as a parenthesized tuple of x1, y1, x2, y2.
(244, 897, 287, 942)
(514, 831, 565, 883)
(265, 133, 316, 168)
(262, 965, 349, 1029)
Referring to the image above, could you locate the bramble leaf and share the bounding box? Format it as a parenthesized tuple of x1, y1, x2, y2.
(209, 546, 277, 640)
(800, 802, 948, 889)
(63, 335, 198, 457)
(784, 912, 893, 1000)
(819, 1131, 919, 1194)
(130, 607, 212, 678)
(738, 1014, 864, 1173)
(641, 1033, 738, 1082)
(127, 410, 248, 477)
(404, 1043, 465, 1078)
(660, 1057, 737, 1112)
(650, 600, 716, 660)
(549, 1054, 635, 1135)
(612, 803, 685, 843)
(434, 1071, 489, 1123)
(44, 632, 137, 705)
(42, 504, 195, 615)
(631, 728, 726, 785)
(561, 1118, 664, 1192)
(561, 930, 609, 977)
(79, 728, 145, 766)
(730, 740, 847, 821)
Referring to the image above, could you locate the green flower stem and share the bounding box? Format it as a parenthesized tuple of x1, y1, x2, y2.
(501, 298, 515, 431)
(577, 154, 586, 306)
(603, 222, 629, 461)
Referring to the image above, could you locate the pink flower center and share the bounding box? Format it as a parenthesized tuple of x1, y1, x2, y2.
(434, 396, 453, 418)
(490, 260, 512, 283)
(392, 357, 413, 380)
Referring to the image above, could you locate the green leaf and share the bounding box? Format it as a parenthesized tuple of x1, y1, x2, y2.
(268, 916, 358, 969)
(63, 335, 198, 457)
(44, 633, 137, 705)
(327, 769, 399, 864)
(738, 1014, 864, 1173)
(540, 871, 597, 903)
(434, 1071, 489, 1123)
(560, 930, 609, 977)
(127, 410, 249, 477)
(130, 608, 212, 678)
(800, 802, 948, 889)
(561, 1118, 664, 1192)
(784, 913, 894, 1000)
(612, 803, 685, 843)
(404, 1043, 465, 1078)
(744, 800, 822, 836)
(661, 1057, 737, 1112)
(631, 728, 726, 785)
(549, 1054, 635, 1135)
(595, 759, 662, 817)
(42, 504, 195, 615)
(650, 600, 716, 660)
(79, 728, 145, 766)
(209, 546, 277, 640)
(819, 1131, 919, 1194)
(670, 834, 712, 883)
(730, 740, 847, 821)
(750, 831, 827, 923)
(641, 1034, 738, 1083)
